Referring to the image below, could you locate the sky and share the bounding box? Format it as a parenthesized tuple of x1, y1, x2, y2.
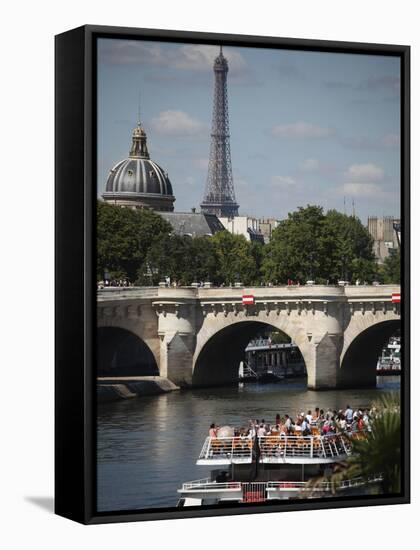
(97, 38, 401, 223)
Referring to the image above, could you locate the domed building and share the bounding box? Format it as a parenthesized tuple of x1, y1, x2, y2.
(102, 123, 175, 211)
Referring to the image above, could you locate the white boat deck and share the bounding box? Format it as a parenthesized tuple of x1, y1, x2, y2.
(178, 475, 382, 503)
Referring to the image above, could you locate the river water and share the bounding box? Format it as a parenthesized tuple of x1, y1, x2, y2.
(96, 377, 400, 512)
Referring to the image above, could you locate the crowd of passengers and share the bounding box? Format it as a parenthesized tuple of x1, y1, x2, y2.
(209, 405, 372, 439)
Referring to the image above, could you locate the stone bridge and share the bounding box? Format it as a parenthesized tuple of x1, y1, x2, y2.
(97, 284, 401, 390)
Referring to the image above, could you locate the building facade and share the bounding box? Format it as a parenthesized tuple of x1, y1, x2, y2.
(367, 216, 400, 263)
(219, 215, 265, 243)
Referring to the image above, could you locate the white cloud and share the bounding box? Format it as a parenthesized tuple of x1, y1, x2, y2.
(341, 183, 382, 197)
(150, 110, 206, 136)
(299, 158, 320, 172)
(100, 41, 247, 73)
(272, 121, 335, 140)
(344, 163, 384, 182)
(271, 175, 296, 187)
(174, 45, 246, 73)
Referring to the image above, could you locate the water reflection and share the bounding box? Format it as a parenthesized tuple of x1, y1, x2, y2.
(97, 377, 400, 512)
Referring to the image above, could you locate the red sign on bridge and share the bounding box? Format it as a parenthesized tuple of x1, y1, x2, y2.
(242, 295, 255, 305)
(391, 293, 401, 303)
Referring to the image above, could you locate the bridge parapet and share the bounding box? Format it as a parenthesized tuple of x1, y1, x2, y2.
(97, 284, 401, 302)
(343, 284, 400, 300)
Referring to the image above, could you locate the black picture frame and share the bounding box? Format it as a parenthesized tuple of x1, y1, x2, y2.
(55, 24, 410, 525)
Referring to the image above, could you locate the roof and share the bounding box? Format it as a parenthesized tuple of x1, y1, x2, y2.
(104, 157, 173, 197)
(159, 212, 225, 238)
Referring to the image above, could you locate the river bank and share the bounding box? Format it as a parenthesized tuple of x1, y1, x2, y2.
(97, 376, 179, 402)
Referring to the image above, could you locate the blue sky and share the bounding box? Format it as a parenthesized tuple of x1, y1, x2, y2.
(97, 39, 401, 223)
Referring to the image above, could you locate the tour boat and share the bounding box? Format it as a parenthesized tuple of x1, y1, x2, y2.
(177, 429, 380, 506)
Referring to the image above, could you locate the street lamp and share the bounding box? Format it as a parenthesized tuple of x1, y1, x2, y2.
(341, 255, 348, 284)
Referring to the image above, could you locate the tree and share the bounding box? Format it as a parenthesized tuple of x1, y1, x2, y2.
(97, 201, 171, 281)
(378, 250, 401, 284)
(261, 205, 377, 284)
(212, 231, 259, 285)
(261, 205, 324, 284)
(190, 237, 219, 283)
(321, 210, 375, 283)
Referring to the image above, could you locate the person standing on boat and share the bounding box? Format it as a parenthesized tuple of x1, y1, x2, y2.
(257, 423, 267, 437)
(345, 405, 353, 426)
(209, 423, 218, 438)
(301, 417, 311, 436)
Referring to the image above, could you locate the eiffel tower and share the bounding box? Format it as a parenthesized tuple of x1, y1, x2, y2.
(201, 46, 239, 218)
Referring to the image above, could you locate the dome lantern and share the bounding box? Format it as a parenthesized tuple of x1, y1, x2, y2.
(129, 122, 150, 159)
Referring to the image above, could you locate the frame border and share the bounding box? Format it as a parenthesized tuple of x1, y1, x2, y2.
(55, 24, 410, 525)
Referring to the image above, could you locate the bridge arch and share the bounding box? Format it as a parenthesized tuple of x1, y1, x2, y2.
(192, 319, 311, 387)
(97, 327, 159, 377)
(339, 319, 400, 388)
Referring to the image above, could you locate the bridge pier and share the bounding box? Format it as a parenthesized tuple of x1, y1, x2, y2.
(154, 297, 197, 387)
(306, 333, 341, 390)
(159, 332, 194, 387)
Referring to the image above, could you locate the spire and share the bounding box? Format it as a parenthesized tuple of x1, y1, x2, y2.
(137, 91, 142, 127)
(129, 123, 149, 159)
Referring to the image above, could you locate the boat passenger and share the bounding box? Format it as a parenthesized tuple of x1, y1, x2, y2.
(338, 414, 347, 431)
(345, 405, 354, 425)
(322, 420, 331, 434)
(284, 415, 292, 434)
(301, 417, 311, 436)
(209, 423, 218, 438)
(257, 424, 267, 437)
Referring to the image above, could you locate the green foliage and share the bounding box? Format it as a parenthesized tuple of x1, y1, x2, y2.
(377, 250, 401, 284)
(345, 397, 401, 494)
(212, 231, 259, 285)
(97, 202, 384, 287)
(96, 201, 171, 281)
(262, 205, 377, 284)
(262, 205, 324, 283)
(270, 331, 291, 344)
